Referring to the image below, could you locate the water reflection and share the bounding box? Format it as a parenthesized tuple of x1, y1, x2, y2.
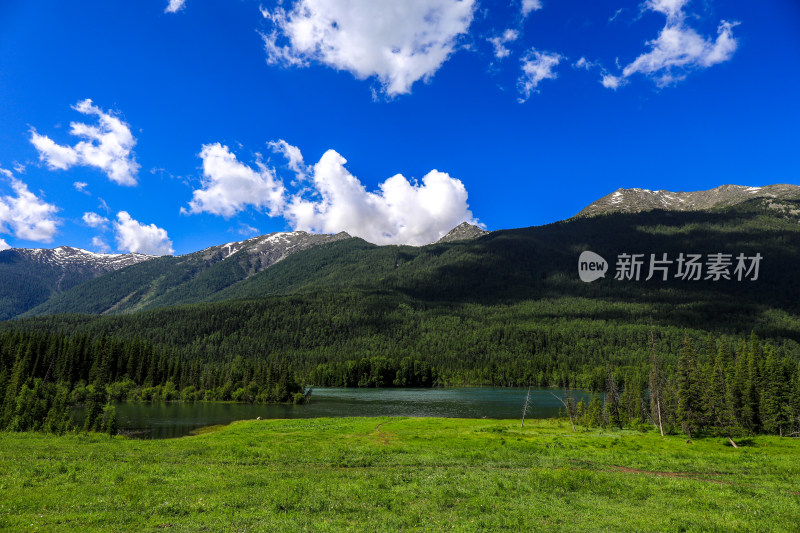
(75, 387, 594, 439)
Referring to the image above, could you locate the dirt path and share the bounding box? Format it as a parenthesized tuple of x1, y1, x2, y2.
(373, 422, 391, 445)
(572, 460, 799, 497)
(604, 465, 730, 485)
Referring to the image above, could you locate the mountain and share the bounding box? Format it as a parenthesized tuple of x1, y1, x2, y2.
(575, 183, 800, 218)
(5, 186, 800, 342)
(10, 193, 799, 335)
(4, 188, 800, 398)
(435, 222, 489, 243)
(19, 231, 350, 317)
(6, 194, 800, 395)
(0, 246, 153, 320)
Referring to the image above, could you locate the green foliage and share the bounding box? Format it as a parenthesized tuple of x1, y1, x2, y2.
(2, 418, 800, 531)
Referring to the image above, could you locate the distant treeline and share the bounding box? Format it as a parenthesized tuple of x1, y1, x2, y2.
(1, 321, 799, 437)
(0, 330, 305, 434)
(573, 333, 800, 439)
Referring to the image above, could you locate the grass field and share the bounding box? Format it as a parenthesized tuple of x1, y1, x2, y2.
(1, 418, 799, 532)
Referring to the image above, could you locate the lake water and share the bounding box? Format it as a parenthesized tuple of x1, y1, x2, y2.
(85, 387, 594, 439)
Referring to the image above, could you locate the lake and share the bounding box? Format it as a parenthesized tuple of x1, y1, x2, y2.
(83, 387, 595, 439)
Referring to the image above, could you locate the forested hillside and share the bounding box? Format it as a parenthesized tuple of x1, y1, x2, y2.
(2, 197, 799, 437)
(19, 197, 800, 320)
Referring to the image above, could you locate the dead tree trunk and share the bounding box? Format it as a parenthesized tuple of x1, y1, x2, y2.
(551, 390, 576, 432)
(521, 386, 532, 428)
(649, 329, 665, 437)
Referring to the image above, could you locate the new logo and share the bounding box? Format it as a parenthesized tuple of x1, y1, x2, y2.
(578, 251, 608, 282)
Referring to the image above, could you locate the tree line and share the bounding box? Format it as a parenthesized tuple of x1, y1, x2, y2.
(0, 330, 306, 434)
(1, 324, 798, 438)
(569, 332, 800, 440)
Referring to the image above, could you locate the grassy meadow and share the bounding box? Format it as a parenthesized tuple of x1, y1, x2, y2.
(1, 417, 799, 532)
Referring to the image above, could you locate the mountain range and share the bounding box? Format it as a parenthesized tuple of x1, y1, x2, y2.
(1, 183, 799, 340)
(575, 183, 800, 218)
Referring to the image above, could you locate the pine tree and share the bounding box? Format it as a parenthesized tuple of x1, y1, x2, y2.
(676, 334, 703, 440)
(586, 395, 603, 428)
(604, 370, 622, 429)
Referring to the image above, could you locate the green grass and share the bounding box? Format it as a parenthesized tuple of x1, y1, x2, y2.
(1, 418, 799, 532)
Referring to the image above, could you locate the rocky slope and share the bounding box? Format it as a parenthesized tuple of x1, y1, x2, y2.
(19, 231, 351, 317)
(435, 222, 489, 243)
(0, 246, 154, 320)
(575, 184, 800, 218)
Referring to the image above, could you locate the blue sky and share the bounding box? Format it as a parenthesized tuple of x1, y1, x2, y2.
(0, 0, 798, 255)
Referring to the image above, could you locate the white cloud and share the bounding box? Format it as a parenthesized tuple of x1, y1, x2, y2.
(0, 178, 59, 242)
(0, 238, 9, 251)
(268, 139, 307, 179)
(284, 149, 477, 246)
(30, 99, 139, 186)
(518, 49, 562, 101)
(601, 74, 624, 89)
(237, 224, 259, 237)
(574, 57, 601, 70)
(91, 236, 111, 253)
(521, 0, 543, 18)
(488, 29, 519, 60)
(29, 133, 79, 170)
(0, 167, 11, 179)
(114, 211, 173, 255)
(646, 0, 688, 20)
(184, 143, 286, 217)
(165, 0, 186, 14)
(261, 0, 476, 96)
(606, 2, 738, 88)
(82, 211, 109, 229)
(608, 8, 625, 23)
(12, 162, 25, 174)
(74, 181, 90, 194)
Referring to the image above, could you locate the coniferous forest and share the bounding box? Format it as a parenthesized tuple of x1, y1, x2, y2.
(1, 200, 800, 439)
(1, 304, 798, 439)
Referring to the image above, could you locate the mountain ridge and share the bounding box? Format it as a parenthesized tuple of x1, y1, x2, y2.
(18, 230, 352, 317)
(3, 184, 800, 322)
(0, 246, 154, 321)
(575, 183, 800, 218)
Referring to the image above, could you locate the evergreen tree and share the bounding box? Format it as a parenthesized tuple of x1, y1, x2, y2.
(676, 334, 703, 439)
(604, 370, 622, 429)
(586, 395, 603, 428)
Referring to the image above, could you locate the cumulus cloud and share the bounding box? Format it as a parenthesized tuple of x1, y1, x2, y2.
(268, 139, 307, 179)
(30, 99, 139, 186)
(185, 140, 479, 246)
(82, 211, 109, 229)
(284, 149, 477, 246)
(237, 224, 259, 237)
(601, 74, 623, 89)
(0, 238, 9, 251)
(261, 0, 476, 96)
(518, 49, 562, 101)
(646, 0, 688, 19)
(0, 178, 59, 242)
(521, 0, 543, 18)
(183, 143, 286, 217)
(114, 211, 173, 255)
(488, 29, 519, 60)
(165, 0, 186, 14)
(605, 0, 738, 87)
(92, 236, 111, 253)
